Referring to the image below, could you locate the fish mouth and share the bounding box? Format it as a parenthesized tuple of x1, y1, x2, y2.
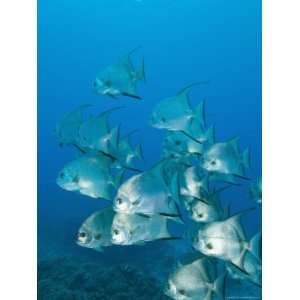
(57, 181, 78, 192)
(149, 119, 161, 129)
(111, 236, 126, 245)
(76, 239, 88, 247)
(113, 203, 130, 214)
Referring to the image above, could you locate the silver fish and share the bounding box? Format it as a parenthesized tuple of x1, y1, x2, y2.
(193, 209, 260, 274)
(165, 255, 225, 300)
(110, 130, 143, 169)
(162, 126, 214, 158)
(226, 241, 262, 287)
(113, 162, 181, 218)
(202, 138, 250, 183)
(111, 213, 177, 245)
(76, 108, 121, 154)
(249, 177, 262, 204)
(56, 154, 122, 200)
(179, 166, 209, 199)
(93, 49, 145, 100)
(189, 198, 222, 223)
(77, 207, 115, 252)
(55, 105, 90, 147)
(150, 84, 208, 142)
(187, 186, 230, 223)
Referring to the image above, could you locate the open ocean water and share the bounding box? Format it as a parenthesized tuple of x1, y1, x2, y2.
(38, 0, 261, 299)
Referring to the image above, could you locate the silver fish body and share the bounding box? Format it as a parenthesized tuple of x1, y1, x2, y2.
(165, 256, 225, 300)
(56, 154, 119, 200)
(113, 163, 180, 216)
(55, 105, 90, 146)
(77, 207, 115, 252)
(249, 177, 262, 204)
(179, 167, 209, 199)
(193, 211, 260, 273)
(93, 50, 145, 100)
(193, 214, 247, 267)
(111, 213, 174, 245)
(201, 138, 250, 181)
(189, 199, 221, 223)
(76, 109, 119, 154)
(226, 249, 262, 286)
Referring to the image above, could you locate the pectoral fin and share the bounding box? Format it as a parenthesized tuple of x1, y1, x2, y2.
(122, 92, 142, 100)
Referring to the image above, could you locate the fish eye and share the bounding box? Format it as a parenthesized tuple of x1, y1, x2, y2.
(116, 198, 123, 205)
(198, 213, 204, 218)
(113, 229, 120, 235)
(175, 140, 181, 146)
(105, 80, 111, 87)
(60, 172, 65, 179)
(178, 289, 186, 295)
(206, 242, 213, 250)
(79, 232, 86, 238)
(94, 233, 102, 240)
(161, 117, 166, 123)
(210, 160, 216, 165)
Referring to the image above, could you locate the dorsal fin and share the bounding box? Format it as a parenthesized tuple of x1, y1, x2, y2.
(194, 100, 206, 128)
(227, 137, 240, 153)
(225, 207, 256, 240)
(176, 81, 209, 96)
(227, 207, 256, 223)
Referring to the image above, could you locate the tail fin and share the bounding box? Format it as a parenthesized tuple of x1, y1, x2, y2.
(205, 125, 215, 145)
(122, 92, 142, 100)
(249, 232, 262, 260)
(137, 57, 146, 83)
(134, 144, 144, 161)
(177, 81, 210, 96)
(109, 125, 120, 151)
(242, 147, 251, 169)
(228, 207, 256, 222)
(213, 273, 226, 300)
(194, 101, 205, 128)
(113, 169, 125, 188)
(169, 173, 181, 205)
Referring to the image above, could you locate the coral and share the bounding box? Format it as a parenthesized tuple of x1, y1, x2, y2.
(38, 257, 169, 300)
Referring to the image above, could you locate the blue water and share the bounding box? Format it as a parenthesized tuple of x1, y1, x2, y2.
(38, 0, 261, 299)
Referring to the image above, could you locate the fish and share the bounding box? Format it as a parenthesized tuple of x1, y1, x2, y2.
(76, 107, 121, 155)
(162, 126, 214, 158)
(249, 177, 262, 204)
(111, 212, 179, 245)
(179, 166, 209, 199)
(162, 131, 201, 159)
(150, 84, 208, 139)
(92, 48, 145, 100)
(110, 130, 144, 169)
(188, 197, 222, 223)
(55, 105, 91, 147)
(77, 206, 115, 252)
(160, 157, 191, 187)
(193, 208, 260, 274)
(165, 255, 225, 300)
(186, 186, 231, 223)
(201, 138, 250, 183)
(113, 162, 182, 218)
(56, 153, 122, 200)
(226, 242, 262, 287)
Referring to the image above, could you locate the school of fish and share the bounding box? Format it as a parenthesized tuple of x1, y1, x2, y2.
(55, 49, 262, 300)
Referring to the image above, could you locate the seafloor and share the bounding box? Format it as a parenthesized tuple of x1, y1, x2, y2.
(38, 234, 261, 300)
